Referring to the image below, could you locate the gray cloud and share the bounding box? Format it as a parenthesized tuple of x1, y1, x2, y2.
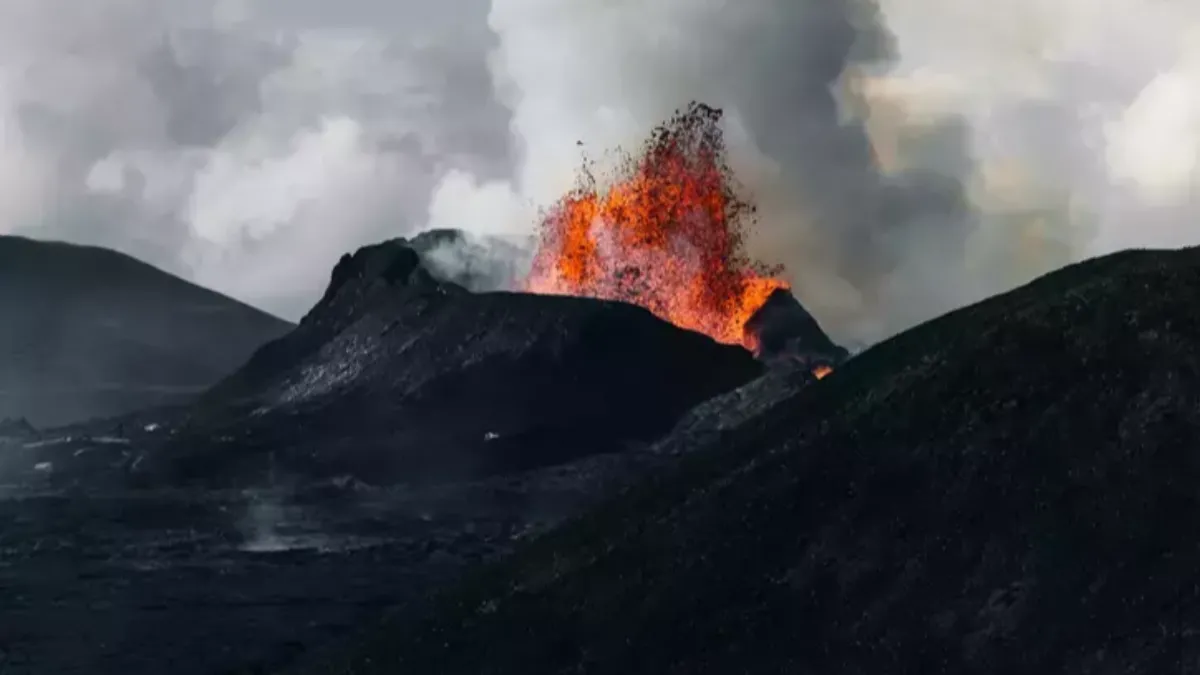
(429, 0, 1200, 343)
(6, 0, 1200, 341)
(426, 0, 985, 341)
(0, 0, 510, 319)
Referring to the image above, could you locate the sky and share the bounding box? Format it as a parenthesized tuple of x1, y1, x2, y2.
(2, 0, 1199, 342)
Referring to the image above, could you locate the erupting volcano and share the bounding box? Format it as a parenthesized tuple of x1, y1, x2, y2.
(523, 102, 788, 350)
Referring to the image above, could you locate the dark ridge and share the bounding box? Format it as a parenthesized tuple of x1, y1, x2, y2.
(407, 228, 530, 293)
(205, 228, 526, 407)
(293, 246, 1200, 675)
(148, 234, 763, 488)
(744, 286, 849, 365)
(0, 235, 292, 426)
(203, 238, 446, 406)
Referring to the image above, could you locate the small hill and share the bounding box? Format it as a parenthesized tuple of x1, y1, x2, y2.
(0, 236, 292, 426)
(139, 231, 764, 487)
(296, 247, 1200, 675)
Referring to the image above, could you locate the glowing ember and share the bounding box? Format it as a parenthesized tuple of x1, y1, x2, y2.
(523, 102, 788, 349)
(812, 364, 834, 379)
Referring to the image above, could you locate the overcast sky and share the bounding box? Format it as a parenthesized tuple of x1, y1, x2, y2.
(0, 0, 510, 319)
(3, 0, 1200, 341)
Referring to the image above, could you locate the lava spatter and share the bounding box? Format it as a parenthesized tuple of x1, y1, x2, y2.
(523, 102, 788, 350)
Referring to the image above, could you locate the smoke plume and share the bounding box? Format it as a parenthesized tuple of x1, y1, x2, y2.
(426, 0, 1200, 343)
(4, 1, 1200, 342)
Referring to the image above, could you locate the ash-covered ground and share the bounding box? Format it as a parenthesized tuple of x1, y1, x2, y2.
(0, 427, 676, 674)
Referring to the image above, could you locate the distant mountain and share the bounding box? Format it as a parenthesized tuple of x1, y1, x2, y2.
(0, 236, 292, 426)
(135, 230, 763, 488)
(298, 247, 1200, 675)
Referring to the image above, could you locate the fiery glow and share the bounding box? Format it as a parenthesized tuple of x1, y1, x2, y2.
(812, 364, 834, 379)
(523, 103, 788, 349)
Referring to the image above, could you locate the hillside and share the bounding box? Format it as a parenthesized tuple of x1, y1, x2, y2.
(0, 236, 292, 426)
(296, 247, 1200, 674)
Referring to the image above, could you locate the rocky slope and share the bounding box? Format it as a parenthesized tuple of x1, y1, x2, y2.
(0, 236, 292, 426)
(294, 247, 1200, 675)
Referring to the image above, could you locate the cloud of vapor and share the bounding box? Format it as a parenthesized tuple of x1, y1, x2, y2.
(0, 0, 511, 319)
(8, 0, 1200, 342)
(878, 0, 1200, 253)
(426, 0, 1200, 344)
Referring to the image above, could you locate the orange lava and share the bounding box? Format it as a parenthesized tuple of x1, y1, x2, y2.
(524, 103, 788, 349)
(812, 364, 834, 379)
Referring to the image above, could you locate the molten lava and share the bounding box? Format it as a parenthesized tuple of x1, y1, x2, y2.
(523, 102, 788, 349)
(813, 364, 834, 380)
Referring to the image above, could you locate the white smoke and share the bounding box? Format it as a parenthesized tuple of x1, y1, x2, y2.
(882, 0, 1200, 255)
(425, 0, 1200, 343)
(6, 0, 1200, 341)
(238, 493, 290, 552)
(0, 0, 509, 319)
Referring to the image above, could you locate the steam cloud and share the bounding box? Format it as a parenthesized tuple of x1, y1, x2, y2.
(0, 0, 509, 319)
(4, 0, 1200, 342)
(428, 0, 1200, 343)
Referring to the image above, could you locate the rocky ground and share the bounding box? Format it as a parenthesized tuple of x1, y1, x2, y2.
(0, 426, 686, 675)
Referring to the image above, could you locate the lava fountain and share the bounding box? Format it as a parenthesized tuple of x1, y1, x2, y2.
(523, 102, 788, 350)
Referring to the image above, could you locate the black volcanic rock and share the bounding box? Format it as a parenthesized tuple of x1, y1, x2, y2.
(0, 236, 292, 426)
(299, 248, 1200, 675)
(744, 287, 849, 366)
(148, 234, 763, 487)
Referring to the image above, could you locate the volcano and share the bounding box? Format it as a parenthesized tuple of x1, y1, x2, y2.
(135, 232, 762, 488)
(524, 103, 793, 353)
(135, 139, 854, 488)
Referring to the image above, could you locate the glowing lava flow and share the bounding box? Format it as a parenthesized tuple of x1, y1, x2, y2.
(524, 103, 788, 350)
